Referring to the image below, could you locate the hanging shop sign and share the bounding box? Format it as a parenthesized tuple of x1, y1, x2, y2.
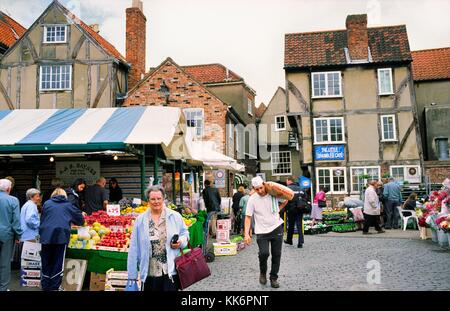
(56, 161, 100, 186)
(288, 131, 299, 148)
(214, 170, 226, 188)
(314, 145, 345, 161)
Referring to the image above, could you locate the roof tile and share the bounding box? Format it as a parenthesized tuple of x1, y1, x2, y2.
(182, 64, 242, 84)
(0, 12, 26, 48)
(285, 25, 411, 68)
(411, 47, 450, 81)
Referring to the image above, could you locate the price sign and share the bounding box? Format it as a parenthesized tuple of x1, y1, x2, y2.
(107, 204, 120, 216)
(132, 198, 142, 205)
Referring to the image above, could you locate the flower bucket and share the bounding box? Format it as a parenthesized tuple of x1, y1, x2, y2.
(431, 229, 438, 243)
(437, 229, 448, 247)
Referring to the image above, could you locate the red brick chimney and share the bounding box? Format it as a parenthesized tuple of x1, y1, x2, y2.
(346, 14, 369, 61)
(126, 0, 146, 90)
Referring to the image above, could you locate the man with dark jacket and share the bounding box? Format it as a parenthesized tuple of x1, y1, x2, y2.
(232, 184, 246, 234)
(84, 177, 108, 215)
(284, 176, 308, 248)
(201, 180, 222, 213)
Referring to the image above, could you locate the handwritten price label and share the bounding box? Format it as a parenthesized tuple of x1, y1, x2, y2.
(107, 204, 120, 216)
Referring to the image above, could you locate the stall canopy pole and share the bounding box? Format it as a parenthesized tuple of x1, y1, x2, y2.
(153, 147, 159, 185)
(179, 161, 184, 207)
(172, 162, 176, 203)
(140, 145, 146, 200)
(193, 168, 198, 193)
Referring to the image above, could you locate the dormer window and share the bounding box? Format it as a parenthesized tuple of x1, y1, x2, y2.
(43, 25, 67, 43)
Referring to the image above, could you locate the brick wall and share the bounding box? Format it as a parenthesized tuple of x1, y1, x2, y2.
(425, 161, 450, 183)
(126, 6, 146, 90)
(124, 59, 228, 154)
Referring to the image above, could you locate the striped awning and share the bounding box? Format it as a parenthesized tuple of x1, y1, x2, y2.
(0, 107, 186, 154)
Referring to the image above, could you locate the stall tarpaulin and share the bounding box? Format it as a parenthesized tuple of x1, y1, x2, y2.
(0, 107, 186, 155)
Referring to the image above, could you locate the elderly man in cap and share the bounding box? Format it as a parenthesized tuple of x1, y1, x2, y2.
(244, 176, 287, 288)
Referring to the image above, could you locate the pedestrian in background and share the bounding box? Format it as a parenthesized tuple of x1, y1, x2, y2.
(0, 179, 22, 291)
(20, 188, 41, 242)
(232, 184, 245, 234)
(363, 180, 385, 235)
(376, 181, 385, 228)
(109, 178, 123, 203)
(284, 176, 307, 248)
(84, 177, 108, 215)
(66, 178, 86, 211)
(202, 179, 222, 237)
(39, 188, 84, 291)
(244, 176, 287, 289)
(383, 177, 402, 229)
(5, 176, 25, 206)
(240, 189, 254, 236)
(311, 186, 327, 226)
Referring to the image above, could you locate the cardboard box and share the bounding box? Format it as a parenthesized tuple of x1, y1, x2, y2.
(213, 242, 237, 256)
(216, 229, 230, 242)
(20, 278, 41, 288)
(89, 272, 106, 291)
(21, 259, 41, 269)
(21, 269, 41, 278)
(217, 219, 231, 231)
(106, 269, 129, 280)
(21, 241, 41, 261)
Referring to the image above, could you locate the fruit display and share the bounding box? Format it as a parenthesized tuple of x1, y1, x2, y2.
(84, 211, 134, 227)
(68, 224, 109, 250)
(182, 207, 198, 227)
(120, 204, 149, 216)
(97, 232, 131, 249)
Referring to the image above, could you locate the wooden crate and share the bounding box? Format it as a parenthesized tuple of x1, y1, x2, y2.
(89, 272, 106, 291)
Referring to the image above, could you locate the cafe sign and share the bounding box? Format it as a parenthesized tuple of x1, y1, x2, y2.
(314, 145, 345, 161)
(56, 161, 100, 186)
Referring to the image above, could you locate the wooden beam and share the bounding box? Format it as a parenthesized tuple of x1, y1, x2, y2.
(0, 80, 14, 109)
(71, 36, 86, 59)
(393, 76, 409, 108)
(395, 120, 415, 160)
(91, 65, 109, 108)
(287, 80, 309, 113)
(294, 106, 413, 117)
(36, 65, 40, 108)
(23, 37, 38, 62)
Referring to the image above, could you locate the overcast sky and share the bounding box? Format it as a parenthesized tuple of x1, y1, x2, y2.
(1, 0, 449, 106)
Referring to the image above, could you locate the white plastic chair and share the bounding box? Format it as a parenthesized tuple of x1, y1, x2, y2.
(397, 206, 419, 231)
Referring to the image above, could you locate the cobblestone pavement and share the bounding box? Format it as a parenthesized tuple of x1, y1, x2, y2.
(187, 230, 450, 291)
(9, 229, 450, 291)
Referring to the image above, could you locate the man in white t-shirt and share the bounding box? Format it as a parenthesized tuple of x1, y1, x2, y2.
(244, 176, 287, 288)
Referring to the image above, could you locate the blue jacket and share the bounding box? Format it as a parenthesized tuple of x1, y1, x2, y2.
(39, 195, 84, 245)
(0, 191, 22, 242)
(383, 182, 402, 203)
(127, 207, 189, 281)
(20, 200, 40, 241)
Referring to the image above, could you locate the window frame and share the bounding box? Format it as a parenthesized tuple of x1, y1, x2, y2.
(39, 64, 72, 91)
(183, 108, 204, 140)
(377, 68, 394, 95)
(311, 71, 342, 98)
(315, 167, 347, 194)
(380, 114, 397, 142)
(350, 166, 381, 193)
(270, 151, 292, 176)
(274, 115, 287, 131)
(43, 25, 68, 44)
(313, 117, 345, 144)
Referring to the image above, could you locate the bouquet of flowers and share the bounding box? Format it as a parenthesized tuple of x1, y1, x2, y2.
(436, 215, 450, 233)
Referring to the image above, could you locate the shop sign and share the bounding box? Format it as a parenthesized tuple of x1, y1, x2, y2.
(288, 131, 298, 148)
(214, 170, 226, 188)
(56, 161, 100, 186)
(314, 145, 345, 161)
(62, 259, 87, 291)
(106, 204, 120, 217)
